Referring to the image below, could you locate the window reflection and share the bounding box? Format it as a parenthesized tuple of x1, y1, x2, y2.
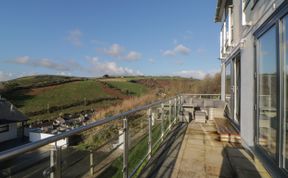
(283, 15, 288, 168)
(225, 63, 231, 118)
(257, 25, 277, 158)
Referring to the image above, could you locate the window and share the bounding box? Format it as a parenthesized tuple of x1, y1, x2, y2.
(0, 124, 9, 133)
(243, 0, 259, 10)
(283, 14, 288, 169)
(254, 1, 288, 172)
(256, 25, 278, 158)
(225, 62, 232, 118)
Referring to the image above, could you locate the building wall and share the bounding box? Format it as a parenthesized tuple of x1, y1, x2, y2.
(244, 0, 284, 29)
(232, 0, 242, 46)
(239, 33, 255, 147)
(0, 123, 18, 143)
(29, 132, 68, 148)
(220, 0, 287, 147)
(221, 63, 226, 101)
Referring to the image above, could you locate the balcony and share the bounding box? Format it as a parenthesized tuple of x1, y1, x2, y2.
(0, 94, 270, 178)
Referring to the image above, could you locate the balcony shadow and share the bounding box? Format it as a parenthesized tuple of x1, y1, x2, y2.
(220, 146, 263, 178)
(138, 122, 188, 178)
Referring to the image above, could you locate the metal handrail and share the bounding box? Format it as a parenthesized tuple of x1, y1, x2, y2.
(0, 97, 175, 161)
(182, 93, 220, 96)
(0, 93, 220, 178)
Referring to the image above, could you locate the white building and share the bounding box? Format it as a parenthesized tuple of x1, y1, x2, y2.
(29, 129, 68, 148)
(215, 0, 288, 176)
(0, 98, 28, 143)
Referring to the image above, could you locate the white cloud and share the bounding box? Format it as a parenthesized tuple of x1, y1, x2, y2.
(0, 71, 14, 81)
(162, 44, 190, 56)
(104, 43, 123, 57)
(101, 44, 142, 62)
(162, 50, 176, 56)
(123, 51, 141, 61)
(86, 56, 142, 76)
(174, 44, 190, 55)
(56, 71, 72, 76)
(173, 70, 218, 79)
(10, 56, 71, 71)
(15, 56, 30, 64)
(67, 29, 83, 47)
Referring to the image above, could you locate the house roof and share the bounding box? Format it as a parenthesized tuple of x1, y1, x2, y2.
(0, 98, 28, 124)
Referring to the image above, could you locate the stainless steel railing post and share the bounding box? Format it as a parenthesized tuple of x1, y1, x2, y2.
(174, 98, 177, 123)
(50, 148, 55, 178)
(161, 104, 164, 142)
(123, 117, 128, 178)
(90, 150, 94, 176)
(168, 100, 172, 130)
(50, 145, 61, 178)
(147, 108, 152, 160)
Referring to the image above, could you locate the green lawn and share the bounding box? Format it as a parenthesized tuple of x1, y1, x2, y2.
(106, 81, 147, 96)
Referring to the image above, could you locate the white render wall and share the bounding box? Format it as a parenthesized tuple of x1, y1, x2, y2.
(29, 132, 68, 148)
(239, 33, 255, 147)
(220, 0, 286, 148)
(0, 123, 17, 143)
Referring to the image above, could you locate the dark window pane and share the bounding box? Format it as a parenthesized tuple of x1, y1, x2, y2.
(283, 15, 288, 169)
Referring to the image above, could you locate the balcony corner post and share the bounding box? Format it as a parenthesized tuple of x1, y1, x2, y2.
(148, 108, 152, 160)
(123, 117, 128, 178)
(90, 150, 94, 176)
(161, 103, 164, 142)
(50, 145, 62, 178)
(169, 100, 172, 130)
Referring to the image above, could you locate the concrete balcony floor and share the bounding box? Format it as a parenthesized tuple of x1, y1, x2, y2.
(139, 121, 271, 178)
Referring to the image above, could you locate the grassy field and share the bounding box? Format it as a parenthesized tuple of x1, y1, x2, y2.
(0, 74, 220, 123)
(106, 81, 147, 96)
(5, 80, 110, 113)
(0, 75, 151, 123)
(1, 75, 86, 90)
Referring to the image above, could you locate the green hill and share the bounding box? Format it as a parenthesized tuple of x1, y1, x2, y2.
(0, 75, 149, 123)
(0, 74, 220, 123)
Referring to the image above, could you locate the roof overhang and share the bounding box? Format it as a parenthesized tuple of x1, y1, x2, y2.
(215, 0, 233, 22)
(215, 0, 226, 22)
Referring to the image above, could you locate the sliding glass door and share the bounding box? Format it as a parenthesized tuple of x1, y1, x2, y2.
(225, 62, 232, 119)
(256, 25, 278, 158)
(225, 55, 241, 126)
(234, 55, 241, 124)
(254, 2, 288, 173)
(283, 14, 288, 169)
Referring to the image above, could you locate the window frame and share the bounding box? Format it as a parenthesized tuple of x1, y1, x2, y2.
(0, 124, 9, 133)
(253, 1, 288, 172)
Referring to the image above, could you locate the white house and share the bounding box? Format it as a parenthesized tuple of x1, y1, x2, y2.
(0, 97, 28, 143)
(215, 0, 288, 176)
(29, 128, 68, 148)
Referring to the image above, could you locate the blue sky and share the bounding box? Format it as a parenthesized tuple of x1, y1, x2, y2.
(0, 0, 221, 81)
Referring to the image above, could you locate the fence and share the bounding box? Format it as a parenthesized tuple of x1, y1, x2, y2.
(0, 94, 219, 178)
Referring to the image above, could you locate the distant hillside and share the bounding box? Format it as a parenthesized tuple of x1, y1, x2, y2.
(0, 74, 220, 124)
(0, 75, 88, 93)
(0, 75, 151, 123)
